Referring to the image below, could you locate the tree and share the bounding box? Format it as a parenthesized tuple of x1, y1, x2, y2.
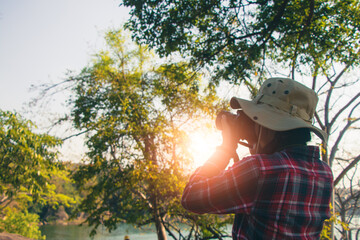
(122, 0, 360, 84)
(122, 0, 360, 238)
(0, 110, 62, 209)
(69, 29, 229, 240)
(0, 110, 64, 239)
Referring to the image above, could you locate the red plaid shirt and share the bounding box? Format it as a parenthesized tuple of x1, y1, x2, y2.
(181, 146, 333, 240)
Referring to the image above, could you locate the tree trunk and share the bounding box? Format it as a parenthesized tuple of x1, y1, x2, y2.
(155, 213, 167, 240)
(150, 189, 167, 240)
(322, 140, 335, 240)
(144, 135, 167, 240)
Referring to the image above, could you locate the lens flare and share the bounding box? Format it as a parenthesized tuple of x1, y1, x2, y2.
(188, 129, 222, 168)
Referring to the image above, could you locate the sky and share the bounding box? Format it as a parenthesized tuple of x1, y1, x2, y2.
(0, 1, 224, 165)
(0, 0, 130, 113)
(0, 0, 135, 161)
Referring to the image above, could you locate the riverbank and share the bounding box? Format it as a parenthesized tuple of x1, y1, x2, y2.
(42, 216, 85, 226)
(0, 232, 33, 240)
(39, 205, 87, 226)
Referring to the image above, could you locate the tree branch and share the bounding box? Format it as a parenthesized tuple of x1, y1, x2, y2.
(329, 103, 360, 166)
(329, 94, 360, 128)
(61, 130, 89, 141)
(315, 111, 325, 131)
(261, 0, 290, 45)
(324, 64, 351, 128)
(333, 150, 360, 187)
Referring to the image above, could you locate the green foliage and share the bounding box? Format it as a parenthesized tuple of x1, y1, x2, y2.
(122, 0, 360, 84)
(0, 111, 81, 238)
(271, 0, 360, 73)
(0, 207, 46, 240)
(70, 29, 226, 238)
(43, 165, 78, 209)
(0, 110, 62, 207)
(29, 164, 79, 224)
(320, 204, 349, 240)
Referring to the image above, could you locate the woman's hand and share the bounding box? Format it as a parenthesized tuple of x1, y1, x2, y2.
(220, 114, 240, 152)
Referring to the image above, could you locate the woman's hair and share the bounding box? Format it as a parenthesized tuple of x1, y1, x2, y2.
(275, 128, 312, 146)
(258, 127, 312, 154)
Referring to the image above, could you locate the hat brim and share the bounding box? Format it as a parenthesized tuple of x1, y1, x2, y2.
(230, 97, 328, 142)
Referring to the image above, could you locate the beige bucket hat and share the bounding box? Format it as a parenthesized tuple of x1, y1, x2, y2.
(230, 77, 327, 141)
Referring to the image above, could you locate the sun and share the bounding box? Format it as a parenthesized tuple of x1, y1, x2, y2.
(188, 127, 222, 168)
(186, 125, 251, 169)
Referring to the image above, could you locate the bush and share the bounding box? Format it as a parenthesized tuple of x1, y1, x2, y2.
(0, 207, 46, 240)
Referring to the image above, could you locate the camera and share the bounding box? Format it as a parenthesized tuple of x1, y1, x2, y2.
(215, 110, 257, 145)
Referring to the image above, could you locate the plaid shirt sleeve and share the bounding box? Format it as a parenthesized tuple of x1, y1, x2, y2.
(181, 148, 260, 215)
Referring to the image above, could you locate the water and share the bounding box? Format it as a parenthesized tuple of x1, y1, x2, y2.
(41, 219, 360, 240)
(40, 223, 161, 240)
(41, 223, 232, 240)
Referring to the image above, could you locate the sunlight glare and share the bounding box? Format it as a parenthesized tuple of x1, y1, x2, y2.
(188, 128, 222, 168)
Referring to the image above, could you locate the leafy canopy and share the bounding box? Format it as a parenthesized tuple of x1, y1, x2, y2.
(122, 0, 360, 83)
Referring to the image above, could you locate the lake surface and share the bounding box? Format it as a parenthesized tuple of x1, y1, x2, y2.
(41, 218, 360, 240)
(41, 223, 233, 240)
